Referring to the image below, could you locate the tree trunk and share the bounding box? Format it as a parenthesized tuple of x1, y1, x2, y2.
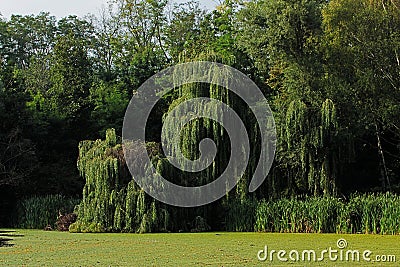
(375, 123, 391, 190)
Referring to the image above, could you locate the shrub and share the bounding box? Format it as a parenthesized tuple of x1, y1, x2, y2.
(69, 221, 105, 233)
(56, 213, 78, 231)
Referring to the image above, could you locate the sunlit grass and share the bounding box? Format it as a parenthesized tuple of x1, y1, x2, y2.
(0, 230, 399, 266)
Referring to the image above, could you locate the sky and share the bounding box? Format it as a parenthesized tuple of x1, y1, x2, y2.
(0, 0, 218, 19)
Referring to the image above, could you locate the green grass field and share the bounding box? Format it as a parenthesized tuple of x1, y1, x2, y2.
(1, 230, 399, 266)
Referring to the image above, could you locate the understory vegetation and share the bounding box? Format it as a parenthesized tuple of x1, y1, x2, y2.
(14, 195, 80, 229)
(68, 130, 400, 234)
(253, 193, 400, 234)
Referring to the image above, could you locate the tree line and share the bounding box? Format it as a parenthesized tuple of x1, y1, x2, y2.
(0, 0, 399, 228)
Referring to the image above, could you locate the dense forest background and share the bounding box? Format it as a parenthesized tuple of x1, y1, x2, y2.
(1, 0, 400, 231)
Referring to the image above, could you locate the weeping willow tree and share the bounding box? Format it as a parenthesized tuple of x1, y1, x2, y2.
(280, 98, 339, 196)
(161, 59, 235, 186)
(258, 54, 350, 197)
(261, 36, 353, 197)
(70, 129, 168, 233)
(155, 51, 268, 230)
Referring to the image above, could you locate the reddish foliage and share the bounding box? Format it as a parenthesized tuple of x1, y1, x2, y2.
(56, 213, 78, 231)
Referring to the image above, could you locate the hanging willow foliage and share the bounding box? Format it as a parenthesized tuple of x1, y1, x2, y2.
(279, 98, 339, 196)
(71, 45, 349, 233)
(158, 51, 274, 232)
(72, 49, 261, 233)
(160, 51, 263, 204)
(70, 129, 167, 233)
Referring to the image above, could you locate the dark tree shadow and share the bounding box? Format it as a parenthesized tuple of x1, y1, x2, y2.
(0, 231, 22, 247)
(0, 238, 14, 247)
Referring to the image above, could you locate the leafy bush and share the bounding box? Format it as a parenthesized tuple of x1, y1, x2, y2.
(56, 213, 78, 231)
(69, 221, 105, 233)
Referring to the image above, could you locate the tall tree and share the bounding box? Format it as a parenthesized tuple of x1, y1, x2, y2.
(164, 1, 205, 61)
(323, 0, 400, 190)
(111, 0, 168, 91)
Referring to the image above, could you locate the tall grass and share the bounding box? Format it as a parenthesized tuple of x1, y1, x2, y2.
(254, 197, 343, 233)
(226, 198, 257, 232)
(16, 195, 80, 229)
(253, 193, 400, 234)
